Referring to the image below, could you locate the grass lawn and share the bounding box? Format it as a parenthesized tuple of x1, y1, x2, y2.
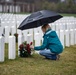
(0, 44, 76, 75)
(61, 13, 76, 17)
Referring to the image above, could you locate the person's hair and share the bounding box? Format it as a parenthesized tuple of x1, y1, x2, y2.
(41, 24, 51, 29)
(41, 24, 48, 29)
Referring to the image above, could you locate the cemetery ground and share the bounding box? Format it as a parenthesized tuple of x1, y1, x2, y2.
(0, 13, 76, 75)
(0, 43, 76, 75)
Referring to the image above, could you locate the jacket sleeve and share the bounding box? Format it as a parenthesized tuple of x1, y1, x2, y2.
(34, 36, 48, 50)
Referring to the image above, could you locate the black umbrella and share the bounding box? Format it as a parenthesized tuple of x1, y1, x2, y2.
(18, 10, 63, 30)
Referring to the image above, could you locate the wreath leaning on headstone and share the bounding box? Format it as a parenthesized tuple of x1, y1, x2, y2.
(19, 42, 33, 57)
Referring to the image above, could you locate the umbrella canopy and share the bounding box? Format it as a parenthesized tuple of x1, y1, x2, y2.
(18, 10, 63, 30)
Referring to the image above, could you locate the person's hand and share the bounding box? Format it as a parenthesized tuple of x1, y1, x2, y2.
(30, 45, 34, 49)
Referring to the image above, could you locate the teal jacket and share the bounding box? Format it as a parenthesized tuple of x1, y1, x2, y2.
(34, 29, 63, 54)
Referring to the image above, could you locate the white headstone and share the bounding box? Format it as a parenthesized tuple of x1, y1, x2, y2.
(1, 22, 5, 28)
(70, 29, 74, 45)
(34, 33, 41, 46)
(60, 30, 65, 48)
(5, 26, 9, 43)
(51, 23, 56, 30)
(65, 30, 70, 47)
(37, 27, 43, 40)
(67, 23, 70, 30)
(28, 29, 33, 42)
(28, 29, 33, 34)
(0, 27, 3, 36)
(22, 34, 25, 42)
(75, 29, 76, 44)
(34, 33, 41, 54)
(18, 35, 23, 56)
(56, 24, 59, 31)
(56, 30, 60, 38)
(34, 28, 39, 35)
(11, 26, 16, 35)
(0, 36, 4, 62)
(27, 34, 33, 44)
(17, 29, 22, 35)
(22, 30, 28, 41)
(8, 36, 16, 59)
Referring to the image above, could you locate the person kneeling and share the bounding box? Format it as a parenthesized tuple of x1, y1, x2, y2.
(31, 24, 63, 60)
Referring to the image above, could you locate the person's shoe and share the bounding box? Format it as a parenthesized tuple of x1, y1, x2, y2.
(56, 55, 60, 60)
